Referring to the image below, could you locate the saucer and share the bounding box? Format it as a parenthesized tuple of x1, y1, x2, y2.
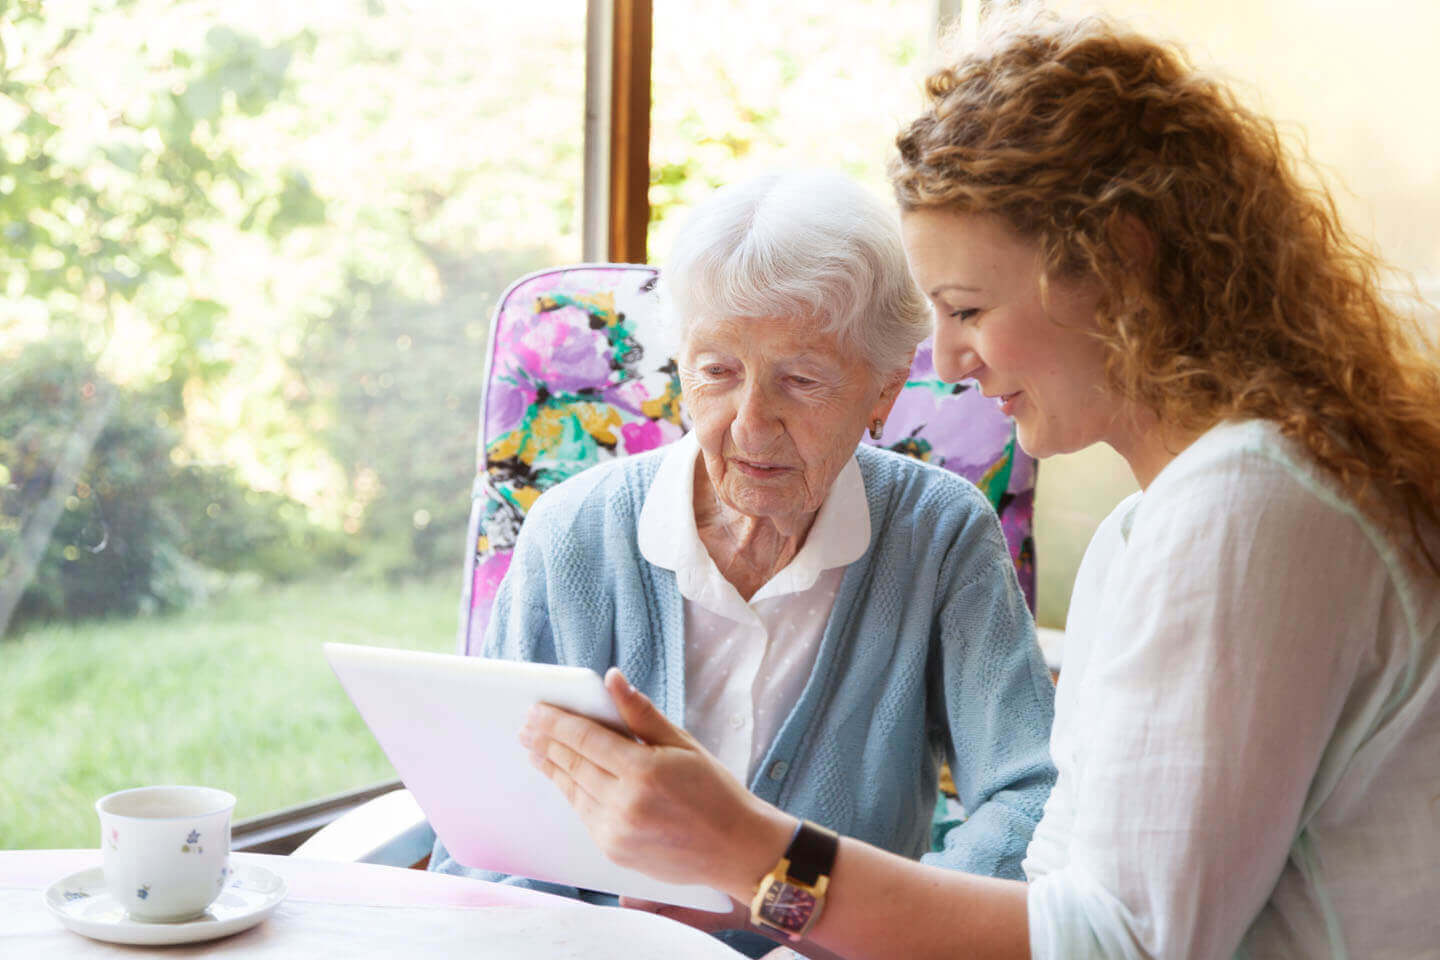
(44, 861, 287, 946)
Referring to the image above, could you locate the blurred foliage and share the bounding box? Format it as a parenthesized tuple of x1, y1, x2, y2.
(647, 0, 933, 257)
(294, 245, 552, 581)
(0, 339, 337, 629)
(0, 0, 334, 632)
(0, 0, 318, 378)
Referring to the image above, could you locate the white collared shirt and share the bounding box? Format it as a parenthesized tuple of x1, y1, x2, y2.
(637, 433, 870, 781)
(1023, 420, 1440, 960)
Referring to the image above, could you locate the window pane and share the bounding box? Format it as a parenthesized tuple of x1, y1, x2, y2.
(0, 0, 585, 847)
(649, 0, 934, 256)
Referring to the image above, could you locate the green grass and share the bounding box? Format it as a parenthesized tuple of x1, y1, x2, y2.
(0, 574, 461, 849)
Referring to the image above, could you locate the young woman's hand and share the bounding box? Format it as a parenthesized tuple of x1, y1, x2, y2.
(517, 667, 795, 899)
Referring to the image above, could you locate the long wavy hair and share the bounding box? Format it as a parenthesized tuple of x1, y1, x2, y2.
(890, 12, 1440, 575)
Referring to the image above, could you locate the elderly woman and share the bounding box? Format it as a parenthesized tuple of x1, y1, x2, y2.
(433, 169, 1057, 954)
(517, 14, 1440, 960)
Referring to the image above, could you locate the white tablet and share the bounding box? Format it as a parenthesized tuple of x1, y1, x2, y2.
(322, 643, 731, 912)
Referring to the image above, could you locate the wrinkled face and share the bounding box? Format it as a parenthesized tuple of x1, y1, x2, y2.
(679, 315, 899, 526)
(900, 208, 1123, 460)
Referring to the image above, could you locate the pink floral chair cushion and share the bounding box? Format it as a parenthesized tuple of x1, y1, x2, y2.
(459, 264, 1036, 654)
(877, 339, 1037, 608)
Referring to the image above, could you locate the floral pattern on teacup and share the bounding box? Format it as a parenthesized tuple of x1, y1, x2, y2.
(182, 828, 204, 853)
(107, 827, 119, 850)
(136, 883, 150, 900)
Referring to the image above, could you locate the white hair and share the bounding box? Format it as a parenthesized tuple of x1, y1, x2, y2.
(659, 170, 932, 377)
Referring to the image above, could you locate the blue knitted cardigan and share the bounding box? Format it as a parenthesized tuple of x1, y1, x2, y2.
(432, 442, 1056, 895)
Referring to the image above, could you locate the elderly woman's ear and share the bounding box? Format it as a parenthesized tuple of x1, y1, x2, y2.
(868, 359, 914, 431)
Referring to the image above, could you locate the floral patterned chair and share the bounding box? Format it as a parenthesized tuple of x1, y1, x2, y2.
(461, 263, 1035, 653)
(295, 263, 1038, 867)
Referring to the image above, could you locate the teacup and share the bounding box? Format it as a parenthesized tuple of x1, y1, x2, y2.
(96, 785, 236, 922)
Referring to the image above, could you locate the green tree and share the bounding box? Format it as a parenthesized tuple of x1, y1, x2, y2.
(0, 0, 317, 634)
(2, 1, 592, 631)
(294, 245, 552, 581)
(0, 339, 291, 627)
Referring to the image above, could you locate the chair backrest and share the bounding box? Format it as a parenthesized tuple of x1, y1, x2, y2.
(458, 263, 1036, 654)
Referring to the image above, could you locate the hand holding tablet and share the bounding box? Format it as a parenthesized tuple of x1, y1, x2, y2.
(323, 643, 731, 912)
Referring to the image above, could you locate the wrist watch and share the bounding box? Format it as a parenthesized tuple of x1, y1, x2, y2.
(749, 819, 838, 942)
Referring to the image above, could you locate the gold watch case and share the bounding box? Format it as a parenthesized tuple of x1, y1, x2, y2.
(749, 856, 829, 942)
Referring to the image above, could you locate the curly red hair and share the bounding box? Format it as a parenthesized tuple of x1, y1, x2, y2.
(891, 12, 1440, 575)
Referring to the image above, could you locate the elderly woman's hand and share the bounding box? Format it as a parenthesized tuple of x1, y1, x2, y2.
(517, 667, 795, 901)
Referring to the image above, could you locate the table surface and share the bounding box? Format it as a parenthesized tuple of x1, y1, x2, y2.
(1, 850, 748, 958)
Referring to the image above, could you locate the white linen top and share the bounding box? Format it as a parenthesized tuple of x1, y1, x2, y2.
(1024, 420, 1440, 959)
(636, 432, 869, 781)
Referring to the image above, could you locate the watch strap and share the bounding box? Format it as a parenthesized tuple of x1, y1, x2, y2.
(781, 820, 838, 885)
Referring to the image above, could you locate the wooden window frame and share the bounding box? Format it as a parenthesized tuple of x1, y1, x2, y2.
(233, 779, 403, 854)
(582, 0, 652, 263)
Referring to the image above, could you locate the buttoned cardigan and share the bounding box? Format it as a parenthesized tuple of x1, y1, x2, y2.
(432, 441, 1056, 899)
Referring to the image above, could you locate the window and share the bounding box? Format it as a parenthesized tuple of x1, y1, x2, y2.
(1, 0, 587, 848)
(649, 0, 933, 257)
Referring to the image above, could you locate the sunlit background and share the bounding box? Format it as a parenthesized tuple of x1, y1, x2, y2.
(3, 0, 1436, 847)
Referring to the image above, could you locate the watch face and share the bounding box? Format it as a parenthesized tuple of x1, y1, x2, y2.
(760, 881, 817, 932)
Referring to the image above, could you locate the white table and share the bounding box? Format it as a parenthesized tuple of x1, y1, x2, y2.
(1, 850, 747, 958)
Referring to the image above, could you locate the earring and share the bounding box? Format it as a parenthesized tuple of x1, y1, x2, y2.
(869, 419, 884, 441)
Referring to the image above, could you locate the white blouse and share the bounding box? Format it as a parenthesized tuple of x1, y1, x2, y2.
(636, 432, 869, 781)
(1024, 420, 1440, 959)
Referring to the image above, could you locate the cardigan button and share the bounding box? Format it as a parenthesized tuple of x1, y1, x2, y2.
(768, 760, 789, 781)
